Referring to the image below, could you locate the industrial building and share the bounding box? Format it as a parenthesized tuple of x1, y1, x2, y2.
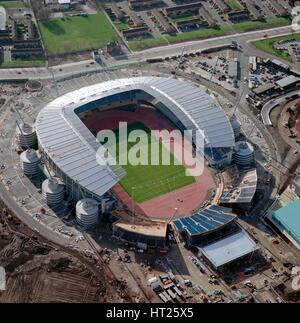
(276, 75, 300, 91)
(271, 199, 300, 250)
(198, 229, 258, 270)
(173, 205, 259, 270)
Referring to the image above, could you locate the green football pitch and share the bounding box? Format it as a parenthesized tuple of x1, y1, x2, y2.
(103, 122, 195, 203)
(38, 13, 119, 55)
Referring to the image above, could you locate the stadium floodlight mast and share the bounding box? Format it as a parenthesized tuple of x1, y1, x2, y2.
(48, 68, 59, 97)
(206, 56, 220, 95)
(168, 207, 179, 224)
(231, 86, 247, 118)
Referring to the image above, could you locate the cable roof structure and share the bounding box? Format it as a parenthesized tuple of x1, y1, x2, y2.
(36, 77, 234, 199)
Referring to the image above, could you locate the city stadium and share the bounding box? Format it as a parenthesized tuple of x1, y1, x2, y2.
(35, 77, 235, 222)
(16, 73, 260, 267)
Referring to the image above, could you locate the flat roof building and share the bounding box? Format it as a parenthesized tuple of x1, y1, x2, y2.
(228, 60, 239, 81)
(253, 83, 275, 96)
(113, 219, 168, 249)
(276, 75, 300, 89)
(199, 229, 258, 269)
(271, 199, 300, 249)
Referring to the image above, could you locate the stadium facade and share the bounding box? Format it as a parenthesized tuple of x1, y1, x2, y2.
(35, 77, 235, 202)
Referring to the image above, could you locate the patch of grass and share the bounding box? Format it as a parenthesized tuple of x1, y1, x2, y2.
(128, 36, 168, 51)
(38, 13, 120, 55)
(115, 21, 129, 31)
(253, 33, 300, 62)
(224, 0, 243, 11)
(0, 1, 25, 8)
(104, 122, 195, 203)
(0, 59, 45, 68)
(170, 14, 198, 22)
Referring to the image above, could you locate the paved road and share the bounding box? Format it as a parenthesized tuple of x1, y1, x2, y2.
(0, 25, 295, 81)
(261, 89, 300, 125)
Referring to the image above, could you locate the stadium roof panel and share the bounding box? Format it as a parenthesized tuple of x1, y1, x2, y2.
(36, 77, 234, 198)
(173, 205, 236, 237)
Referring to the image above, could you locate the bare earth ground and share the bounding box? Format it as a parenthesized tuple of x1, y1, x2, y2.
(0, 207, 130, 303)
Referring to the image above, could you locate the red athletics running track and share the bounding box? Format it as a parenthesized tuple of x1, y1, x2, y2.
(82, 105, 216, 220)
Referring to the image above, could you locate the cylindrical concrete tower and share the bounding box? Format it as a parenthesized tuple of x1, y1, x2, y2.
(234, 141, 254, 168)
(16, 123, 37, 148)
(76, 198, 99, 228)
(42, 178, 64, 207)
(20, 149, 40, 176)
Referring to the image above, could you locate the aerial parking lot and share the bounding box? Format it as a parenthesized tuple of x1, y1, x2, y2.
(38, 13, 120, 55)
(253, 33, 300, 63)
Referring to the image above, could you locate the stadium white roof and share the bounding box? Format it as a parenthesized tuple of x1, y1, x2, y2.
(199, 229, 258, 268)
(0, 6, 6, 31)
(36, 77, 234, 198)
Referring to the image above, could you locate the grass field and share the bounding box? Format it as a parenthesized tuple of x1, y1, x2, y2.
(38, 13, 119, 55)
(115, 21, 130, 31)
(253, 33, 300, 62)
(224, 0, 243, 11)
(0, 1, 25, 8)
(128, 17, 290, 51)
(0, 59, 46, 68)
(128, 36, 168, 51)
(105, 122, 195, 203)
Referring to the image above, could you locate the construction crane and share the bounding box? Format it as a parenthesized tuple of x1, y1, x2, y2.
(206, 56, 219, 94)
(173, 46, 185, 78)
(231, 85, 247, 118)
